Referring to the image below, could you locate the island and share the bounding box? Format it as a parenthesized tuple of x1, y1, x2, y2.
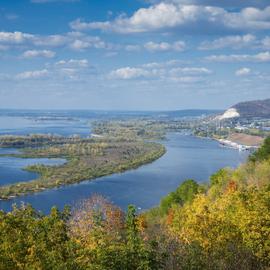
(0, 130, 165, 199)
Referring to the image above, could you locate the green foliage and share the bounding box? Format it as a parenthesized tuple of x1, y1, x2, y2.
(0, 205, 79, 270)
(175, 179, 200, 204)
(209, 168, 232, 197)
(125, 205, 148, 269)
(210, 168, 229, 187)
(250, 136, 270, 162)
(1, 129, 270, 269)
(0, 202, 156, 270)
(160, 179, 199, 214)
(160, 192, 179, 215)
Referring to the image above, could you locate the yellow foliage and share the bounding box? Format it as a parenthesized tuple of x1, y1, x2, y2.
(169, 188, 270, 263)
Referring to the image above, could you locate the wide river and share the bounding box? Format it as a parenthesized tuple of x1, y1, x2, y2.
(0, 132, 248, 213)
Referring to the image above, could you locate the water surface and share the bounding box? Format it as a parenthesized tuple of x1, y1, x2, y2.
(0, 116, 91, 137)
(0, 133, 248, 213)
(0, 149, 66, 186)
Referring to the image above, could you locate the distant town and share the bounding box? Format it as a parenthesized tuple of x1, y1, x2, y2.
(193, 98, 270, 151)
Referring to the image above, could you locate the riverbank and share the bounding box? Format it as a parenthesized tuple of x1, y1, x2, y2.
(218, 138, 258, 151)
(195, 133, 262, 151)
(217, 132, 264, 151)
(0, 133, 248, 213)
(0, 139, 165, 200)
(227, 133, 263, 147)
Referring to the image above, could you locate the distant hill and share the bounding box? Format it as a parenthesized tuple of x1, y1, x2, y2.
(217, 98, 270, 120)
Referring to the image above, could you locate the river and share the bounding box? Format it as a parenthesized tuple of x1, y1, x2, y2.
(0, 132, 248, 213)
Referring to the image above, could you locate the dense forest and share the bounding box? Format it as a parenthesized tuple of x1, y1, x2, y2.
(0, 138, 270, 269)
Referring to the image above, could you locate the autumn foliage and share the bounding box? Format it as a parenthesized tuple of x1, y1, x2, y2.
(1, 138, 270, 269)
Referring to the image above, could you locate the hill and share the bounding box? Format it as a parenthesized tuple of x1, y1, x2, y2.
(218, 98, 270, 120)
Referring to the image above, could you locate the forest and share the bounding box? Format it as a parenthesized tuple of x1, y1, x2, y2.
(0, 136, 269, 269)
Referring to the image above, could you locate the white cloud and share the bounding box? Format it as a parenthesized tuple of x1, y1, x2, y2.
(69, 36, 109, 51)
(0, 31, 34, 44)
(1, 58, 94, 83)
(262, 36, 270, 49)
(13, 59, 91, 81)
(146, 0, 270, 9)
(109, 67, 150, 79)
(55, 59, 89, 68)
(70, 4, 270, 34)
(32, 34, 68, 47)
(22, 49, 56, 58)
(50, 59, 93, 80)
(70, 39, 90, 50)
(235, 67, 251, 76)
(169, 67, 212, 75)
(144, 40, 185, 51)
(16, 69, 49, 80)
(109, 62, 212, 82)
(124, 41, 186, 52)
(200, 34, 270, 50)
(199, 34, 256, 50)
(141, 59, 188, 68)
(0, 31, 111, 53)
(206, 51, 270, 62)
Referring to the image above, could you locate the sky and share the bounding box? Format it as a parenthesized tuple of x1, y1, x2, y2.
(0, 0, 269, 110)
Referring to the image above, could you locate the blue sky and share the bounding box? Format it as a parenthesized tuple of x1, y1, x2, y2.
(0, 0, 269, 110)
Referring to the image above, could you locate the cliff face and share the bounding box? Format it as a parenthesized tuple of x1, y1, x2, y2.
(218, 108, 240, 120)
(218, 98, 270, 119)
